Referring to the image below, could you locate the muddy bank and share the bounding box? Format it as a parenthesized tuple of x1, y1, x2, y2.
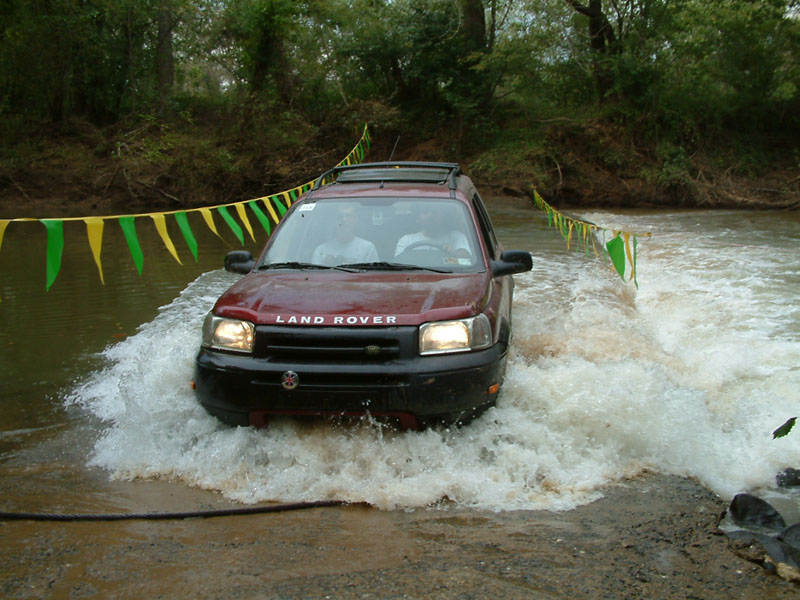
(1, 473, 797, 598)
(2, 118, 799, 221)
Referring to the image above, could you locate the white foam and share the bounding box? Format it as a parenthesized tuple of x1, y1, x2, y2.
(66, 212, 800, 510)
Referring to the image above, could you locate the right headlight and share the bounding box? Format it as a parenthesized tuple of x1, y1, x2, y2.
(419, 314, 492, 355)
(202, 313, 255, 353)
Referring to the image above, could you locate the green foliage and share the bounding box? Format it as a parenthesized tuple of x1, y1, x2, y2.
(654, 0, 800, 134)
(640, 143, 693, 189)
(469, 129, 551, 187)
(0, 0, 163, 122)
(324, 0, 494, 127)
(1, 0, 798, 195)
(218, 0, 300, 93)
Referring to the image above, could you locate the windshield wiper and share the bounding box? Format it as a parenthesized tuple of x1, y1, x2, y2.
(339, 261, 452, 273)
(258, 262, 358, 272)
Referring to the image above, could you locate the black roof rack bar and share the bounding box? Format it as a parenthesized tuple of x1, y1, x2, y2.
(310, 161, 462, 195)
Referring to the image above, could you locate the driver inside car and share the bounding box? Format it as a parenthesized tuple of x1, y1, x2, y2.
(394, 204, 471, 259)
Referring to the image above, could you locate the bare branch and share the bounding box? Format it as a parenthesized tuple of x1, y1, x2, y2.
(564, 0, 593, 18)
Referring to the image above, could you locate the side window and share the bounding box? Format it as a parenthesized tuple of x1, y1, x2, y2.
(471, 193, 498, 260)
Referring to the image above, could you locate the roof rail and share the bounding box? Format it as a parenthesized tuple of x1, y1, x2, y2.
(310, 162, 462, 198)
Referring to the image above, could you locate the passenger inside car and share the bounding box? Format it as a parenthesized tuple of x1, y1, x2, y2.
(311, 204, 379, 266)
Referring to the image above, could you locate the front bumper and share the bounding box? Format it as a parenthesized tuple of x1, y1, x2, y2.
(193, 343, 507, 428)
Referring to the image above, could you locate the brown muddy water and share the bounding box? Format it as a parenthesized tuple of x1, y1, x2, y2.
(1, 199, 799, 597)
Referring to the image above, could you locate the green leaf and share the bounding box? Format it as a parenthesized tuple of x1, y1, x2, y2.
(773, 417, 797, 439)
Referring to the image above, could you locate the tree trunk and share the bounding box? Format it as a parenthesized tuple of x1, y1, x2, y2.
(249, 11, 294, 105)
(564, 0, 619, 96)
(565, 0, 618, 54)
(460, 0, 486, 52)
(488, 0, 496, 52)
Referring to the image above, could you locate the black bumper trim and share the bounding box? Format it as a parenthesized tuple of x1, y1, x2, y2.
(193, 343, 507, 425)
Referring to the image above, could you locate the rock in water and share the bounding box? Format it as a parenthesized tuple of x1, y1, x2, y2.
(726, 530, 800, 571)
(780, 523, 800, 551)
(776, 467, 800, 487)
(729, 493, 786, 532)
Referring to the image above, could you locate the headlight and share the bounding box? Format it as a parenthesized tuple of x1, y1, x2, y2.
(202, 314, 255, 353)
(419, 315, 492, 355)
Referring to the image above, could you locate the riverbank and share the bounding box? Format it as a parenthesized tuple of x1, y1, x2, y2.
(1, 473, 797, 598)
(1, 118, 797, 220)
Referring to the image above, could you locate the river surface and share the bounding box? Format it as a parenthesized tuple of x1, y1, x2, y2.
(1, 201, 799, 516)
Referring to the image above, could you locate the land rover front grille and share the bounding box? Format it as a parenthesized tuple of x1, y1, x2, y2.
(253, 325, 416, 362)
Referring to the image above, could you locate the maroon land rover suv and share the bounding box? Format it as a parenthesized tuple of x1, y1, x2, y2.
(193, 162, 533, 429)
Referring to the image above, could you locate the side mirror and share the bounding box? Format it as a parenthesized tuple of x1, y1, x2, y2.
(224, 250, 255, 274)
(490, 250, 533, 277)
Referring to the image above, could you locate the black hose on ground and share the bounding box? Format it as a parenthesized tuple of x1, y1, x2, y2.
(0, 499, 348, 522)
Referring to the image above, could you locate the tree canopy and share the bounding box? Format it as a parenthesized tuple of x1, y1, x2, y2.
(2, 0, 799, 208)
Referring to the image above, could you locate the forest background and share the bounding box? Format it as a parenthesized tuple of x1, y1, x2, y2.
(1, 0, 799, 219)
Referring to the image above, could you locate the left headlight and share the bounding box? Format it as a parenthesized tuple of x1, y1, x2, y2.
(202, 314, 255, 353)
(419, 314, 492, 355)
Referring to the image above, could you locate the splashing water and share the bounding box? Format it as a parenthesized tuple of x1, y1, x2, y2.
(66, 210, 800, 511)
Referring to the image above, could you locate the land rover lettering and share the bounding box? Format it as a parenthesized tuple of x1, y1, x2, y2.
(273, 315, 397, 325)
(275, 315, 326, 324)
(332, 316, 397, 325)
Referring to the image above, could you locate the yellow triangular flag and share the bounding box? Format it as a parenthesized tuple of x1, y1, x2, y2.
(234, 203, 256, 242)
(623, 232, 635, 281)
(150, 213, 182, 264)
(199, 208, 223, 239)
(0, 219, 9, 255)
(262, 198, 280, 224)
(567, 220, 574, 250)
(84, 217, 105, 284)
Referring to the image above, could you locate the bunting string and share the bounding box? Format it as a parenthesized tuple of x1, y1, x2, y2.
(0, 124, 371, 299)
(530, 187, 650, 287)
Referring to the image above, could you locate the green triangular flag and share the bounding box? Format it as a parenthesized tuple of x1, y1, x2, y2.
(174, 212, 199, 262)
(119, 217, 144, 275)
(606, 234, 626, 280)
(272, 196, 287, 217)
(217, 206, 244, 245)
(42, 219, 64, 291)
(247, 201, 271, 235)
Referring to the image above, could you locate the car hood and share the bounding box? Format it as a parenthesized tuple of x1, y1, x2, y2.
(213, 270, 492, 326)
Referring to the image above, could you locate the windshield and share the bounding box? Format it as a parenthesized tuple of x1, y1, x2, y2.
(260, 197, 483, 272)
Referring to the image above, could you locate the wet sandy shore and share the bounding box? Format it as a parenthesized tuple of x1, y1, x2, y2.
(1, 473, 797, 598)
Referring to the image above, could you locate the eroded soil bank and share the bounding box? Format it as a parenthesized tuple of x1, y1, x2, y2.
(2, 118, 798, 221)
(1, 473, 797, 598)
